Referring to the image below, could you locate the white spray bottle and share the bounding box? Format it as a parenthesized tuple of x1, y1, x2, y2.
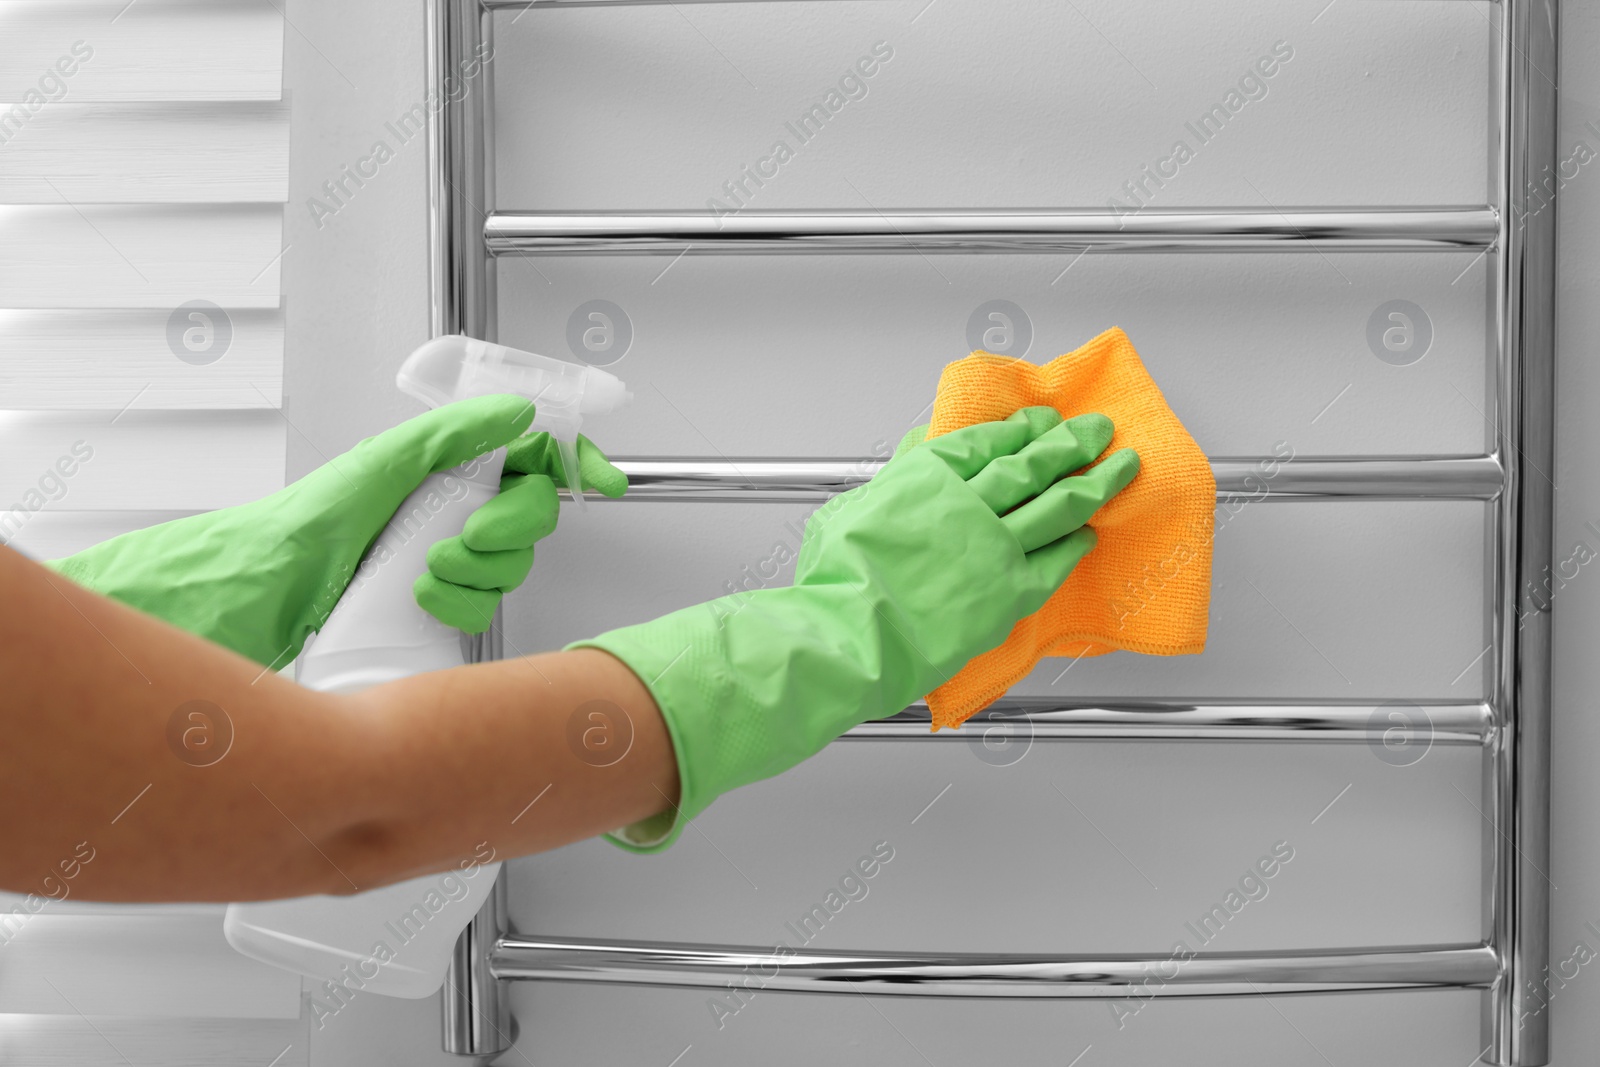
(223, 335, 630, 999)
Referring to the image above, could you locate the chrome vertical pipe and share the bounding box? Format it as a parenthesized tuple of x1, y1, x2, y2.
(442, 874, 513, 1059)
(430, 1, 511, 1059)
(428, 0, 501, 669)
(427, 0, 495, 342)
(1487, 0, 1557, 1063)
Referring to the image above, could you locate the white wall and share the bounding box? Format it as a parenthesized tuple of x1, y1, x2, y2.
(282, 2, 1598, 1064)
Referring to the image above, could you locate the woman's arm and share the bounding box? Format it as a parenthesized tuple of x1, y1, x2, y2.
(1, 544, 677, 902)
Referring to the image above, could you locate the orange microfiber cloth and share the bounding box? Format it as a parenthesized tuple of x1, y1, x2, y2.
(924, 326, 1214, 730)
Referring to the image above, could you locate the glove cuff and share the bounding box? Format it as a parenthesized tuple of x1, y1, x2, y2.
(565, 582, 926, 853)
(563, 626, 708, 854)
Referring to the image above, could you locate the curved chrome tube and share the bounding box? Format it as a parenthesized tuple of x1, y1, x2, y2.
(491, 936, 1499, 998)
(589, 455, 1504, 503)
(848, 699, 1495, 744)
(486, 208, 1499, 255)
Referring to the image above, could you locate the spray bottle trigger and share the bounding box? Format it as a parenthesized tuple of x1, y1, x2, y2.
(556, 435, 586, 512)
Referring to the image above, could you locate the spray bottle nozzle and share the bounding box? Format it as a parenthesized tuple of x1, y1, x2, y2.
(397, 336, 631, 509)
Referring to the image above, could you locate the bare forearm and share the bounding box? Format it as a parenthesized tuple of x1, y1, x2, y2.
(0, 546, 675, 902)
(337, 647, 678, 889)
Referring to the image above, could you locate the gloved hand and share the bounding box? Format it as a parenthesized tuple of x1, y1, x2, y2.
(415, 423, 627, 631)
(46, 395, 626, 669)
(569, 406, 1139, 851)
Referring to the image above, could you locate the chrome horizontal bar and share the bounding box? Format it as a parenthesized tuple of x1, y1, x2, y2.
(487, 208, 1499, 255)
(486, 0, 899, 6)
(589, 456, 1504, 503)
(492, 936, 1499, 998)
(487, 0, 1497, 8)
(1207, 455, 1505, 500)
(848, 699, 1494, 744)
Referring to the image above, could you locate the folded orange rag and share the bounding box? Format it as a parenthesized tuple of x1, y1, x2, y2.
(925, 326, 1214, 730)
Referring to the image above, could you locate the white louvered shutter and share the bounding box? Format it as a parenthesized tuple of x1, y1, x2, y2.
(0, 3, 305, 1063)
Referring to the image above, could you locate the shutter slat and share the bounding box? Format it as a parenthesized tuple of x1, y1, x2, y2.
(0, 1, 283, 102)
(0, 103, 289, 203)
(0, 205, 283, 308)
(0, 410, 286, 514)
(0, 308, 283, 409)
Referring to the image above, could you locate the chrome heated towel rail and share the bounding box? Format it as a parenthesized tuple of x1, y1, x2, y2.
(426, 1, 1557, 1062)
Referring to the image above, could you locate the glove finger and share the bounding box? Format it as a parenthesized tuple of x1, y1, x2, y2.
(426, 538, 535, 591)
(413, 572, 503, 633)
(574, 434, 629, 498)
(916, 406, 1063, 480)
(967, 413, 1114, 515)
(504, 432, 628, 498)
(463, 474, 558, 551)
(1020, 526, 1099, 609)
(1001, 448, 1141, 553)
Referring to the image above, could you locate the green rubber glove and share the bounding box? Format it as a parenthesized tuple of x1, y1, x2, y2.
(416, 427, 628, 631)
(570, 406, 1140, 852)
(46, 395, 626, 669)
